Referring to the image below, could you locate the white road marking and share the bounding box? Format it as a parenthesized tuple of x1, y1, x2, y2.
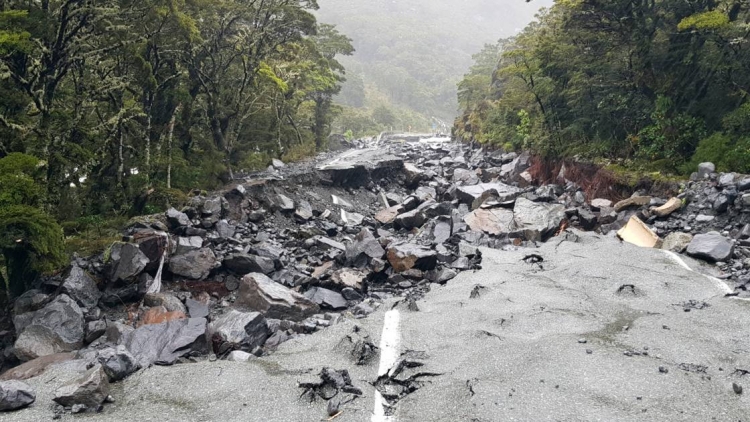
(662, 250, 749, 300)
(372, 309, 401, 422)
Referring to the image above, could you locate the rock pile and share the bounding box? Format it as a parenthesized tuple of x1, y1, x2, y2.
(1, 138, 748, 416)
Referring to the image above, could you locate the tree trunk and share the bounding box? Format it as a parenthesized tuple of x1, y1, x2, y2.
(166, 106, 178, 189)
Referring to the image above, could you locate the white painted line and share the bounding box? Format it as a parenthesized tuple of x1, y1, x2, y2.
(372, 309, 401, 422)
(662, 250, 750, 300)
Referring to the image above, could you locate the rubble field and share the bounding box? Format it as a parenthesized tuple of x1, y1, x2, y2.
(0, 137, 748, 418)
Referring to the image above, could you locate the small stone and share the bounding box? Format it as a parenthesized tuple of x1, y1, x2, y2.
(578, 338, 587, 344)
(585, 349, 593, 355)
(733, 382, 743, 395)
(659, 366, 669, 374)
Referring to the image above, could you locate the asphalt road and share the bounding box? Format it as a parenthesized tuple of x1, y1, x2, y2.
(4, 230, 750, 421)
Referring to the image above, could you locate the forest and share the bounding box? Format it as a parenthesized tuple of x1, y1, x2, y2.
(0, 0, 353, 296)
(456, 0, 750, 175)
(316, 0, 552, 136)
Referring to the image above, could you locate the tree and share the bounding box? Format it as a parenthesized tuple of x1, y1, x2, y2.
(0, 153, 65, 299)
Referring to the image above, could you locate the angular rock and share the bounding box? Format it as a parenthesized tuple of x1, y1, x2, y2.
(455, 183, 521, 207)
(85, 320, 107, 344)
(331, 195, 353, 208)
(201, 198, 222, 216)
(345, 228, 385, 265)
(330, 268, 367, 291)
(513, 197, 566, 241)
(316, 237, 346, 251)
(0, 380, 35, 411)
(653, 197, 682, 218)
(464, 208, 514, 235)
(12, 289, 50, 316)
(432, 216, 453, 244)
(208, 310, 269, 353)
(415, 186, 437, 202)
(143, 293, 187, 314)
(235, 273, 319, 321)
(169, 248, 216, 280)
(223, 253, 275, 275)
(216, 220, 236, 239)
(137, 306, 187, 327)
(108, 243, 149, 282)
(175, 236, 203, 255)
(185, 298, 209, 319)
(686, 232, 734, 262)
(697, 162, 715, 179)
(452, 168, 480, 185)
(121, 318, 208, 367)
(227, 351, 254, 362)
(295, 200, 314, 221)
(617, 216, 661, 248)
(394, 208, 426, 230)
(267, 193, 295, 212)
(577, 209, 598, 230)
(53, 364, 109, 409)
(61, 265, 101, 310)
(13, 295, 84, 361)
(387, 243, 438, 273)
(739, 178, 750, 192)
(271, 158, 286, 169)
(718, 173, 735, 187)
(341, 210, 364, 226)
(166, 208, 191, 229)
(96, 346, 141, 382)
(591, 198, 613, 210)
(403, 163, 425, 187)
(375, 206, 403, 224)
(304, 287, 348, 310)
(613, 196, 652, 212)
(135, 231, 169, 271)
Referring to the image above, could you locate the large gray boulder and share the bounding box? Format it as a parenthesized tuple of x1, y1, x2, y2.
(166, 208, 191, 229)
(235, 273, 319, 321)
(0, 380, 35, 411)
(13, 295, 85, 361)
(61, 265, 101, 310)
(120, 318, 208, 367)
(207, 310, 269, 353)
(168, 248, 216, 280)
(697, 162, 715, 179)
(686, 232, 734, 262)
(108, 243, 149, 282)
(512, 197, 566, 242)
(53, 364, 109, 409)
(223, 253, 275, 275)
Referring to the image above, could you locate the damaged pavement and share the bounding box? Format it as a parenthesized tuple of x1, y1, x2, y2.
(1, 134, 750, 420)
(4, 231, 750, 421)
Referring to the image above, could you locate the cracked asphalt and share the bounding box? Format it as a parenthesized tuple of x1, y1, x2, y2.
(4, 230, 750, 421)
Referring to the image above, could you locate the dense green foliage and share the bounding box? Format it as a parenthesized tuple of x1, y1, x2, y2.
(0, 154, 66, 298)
(0, 0, 353, 216)
(456, 0, 750, 174)
(0, 0, 353, 296)
(316, 0, 552, 135)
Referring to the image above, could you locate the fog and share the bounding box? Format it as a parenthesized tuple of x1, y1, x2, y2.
(316, 0, 554, 123)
